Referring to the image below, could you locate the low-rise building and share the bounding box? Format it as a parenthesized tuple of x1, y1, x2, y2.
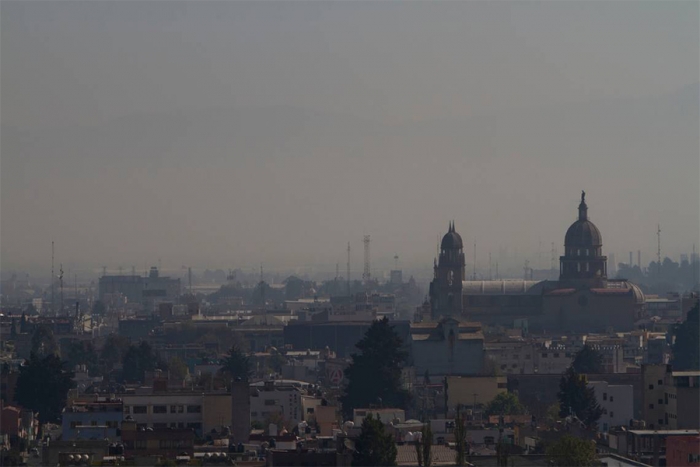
(666, 435, 700, 467)
(62, 397, 123, 441)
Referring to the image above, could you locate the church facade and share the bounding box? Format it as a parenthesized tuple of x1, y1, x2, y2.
(428, 192, 645, 333)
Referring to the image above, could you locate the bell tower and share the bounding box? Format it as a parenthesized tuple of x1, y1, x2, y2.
(429, 222, 466, 319)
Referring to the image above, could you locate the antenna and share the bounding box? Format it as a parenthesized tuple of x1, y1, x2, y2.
(693, 244, 697, 291)
(51, 241, 55, 316)
(346, 242, 351, 295)
(657, 224, 661, 276)
(394, 254, 399, 270)
(59, 263, 64, 316)
(524, 260, 529, 281)
(551, 242, 556, 276)
(259, 263, 264, 308)
(363, 235, 371, 284)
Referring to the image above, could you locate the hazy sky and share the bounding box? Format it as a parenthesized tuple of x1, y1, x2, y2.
(1, 1, 698, 279)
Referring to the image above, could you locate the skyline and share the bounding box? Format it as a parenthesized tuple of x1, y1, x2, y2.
(2, 1, 698, 276)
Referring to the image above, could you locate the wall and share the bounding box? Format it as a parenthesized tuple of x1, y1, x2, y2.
(642, 364, 668, 429)
(588, 381, 633, 432)
(445, 376, 507, 409)
(412, 338, 483, 376)
(202, 393, 232, 434)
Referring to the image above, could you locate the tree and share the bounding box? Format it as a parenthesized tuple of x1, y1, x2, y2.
(219, 344, 252, 383)
(557, 367, 603, 429)
(672, 302, 699, 370)
(415, 423, 433, 467)
(99, 334, 130, 375)
(352, 413, 397, 467)
(545, 434, 596, 466)
(122, 342, 163, 383)
(546, 402, 561, 424)
(484, 392, 526, 416)
(340, 318, 409, 418)
(571, 345, 604, 374)
(65, 340, 99, 375)
(30, 324, 59, 357)
(454, 405, 468, 466)
(15, 352, 74, 424)
(168, 357, 189, 381)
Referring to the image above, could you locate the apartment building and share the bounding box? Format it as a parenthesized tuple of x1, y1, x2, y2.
(588, 381, 633, 432)
(62, 398, 123, 441)
(642, 365, 700, 430)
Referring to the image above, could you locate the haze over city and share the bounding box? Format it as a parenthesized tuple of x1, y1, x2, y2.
(1, 1, 698, 280)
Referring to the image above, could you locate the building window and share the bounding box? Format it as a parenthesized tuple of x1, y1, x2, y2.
(554, 353, 560, 358)
(649, 384, 654, 390)
(610, 411, 614, 418)
(187, 423, 202, 430)
(187, 405, 202, 413)
(542, 353, 548, 358)
(153, 423, 167, 429)
(170, 405, 184, 414)
(649, 404, 654, 409)
(658, 380, 663, 385)
(70, 421, 79, 429)
(658, 399, 663, 405)
(610, 396, 614, 402)
(153, 405, 167, 414)
(603, 393, 607, 401)
(133, 406, 147, 414)
(134, 440, 147, 450)
(123, 406, 131, 414)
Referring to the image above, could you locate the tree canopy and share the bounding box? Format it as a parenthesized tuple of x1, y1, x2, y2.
(340, 318, 409, 419)
(484, 392, 527, 416)
(672, 302, 699, 370)
(122, 341, 164, 383)
(219, 344, 252, 383)
(352, 413, 397, 467)
(557, 367, 603, 429)
(15, 352, 74, 424)
(30, 324, 59, 357)
(545, 434, 596, 466)
(571, 345, 604, 374)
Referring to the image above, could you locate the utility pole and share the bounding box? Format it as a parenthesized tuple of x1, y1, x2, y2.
(51, 241, 55, 316)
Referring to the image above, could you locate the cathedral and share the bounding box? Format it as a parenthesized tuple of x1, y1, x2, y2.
(428, 192, 645, 333)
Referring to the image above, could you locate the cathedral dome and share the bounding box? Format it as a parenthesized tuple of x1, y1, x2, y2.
(441, 222, 463, 250)
(564, 191, 602, 247)
(565, 219, 602, 247)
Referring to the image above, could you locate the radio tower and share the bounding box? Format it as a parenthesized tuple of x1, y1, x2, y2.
(551, 242, 556, 277)
(472, 241, 477, 280)
(657, 224, 662, 276)
(51, 241, 55, 316)
(59, 264, 64, 316)
(346, 242, 351, 295)
(363, 235, 371, 284)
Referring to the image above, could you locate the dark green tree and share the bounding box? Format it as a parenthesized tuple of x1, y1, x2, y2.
(415, 422, 433, 467)
(672, 302, 699, 370)
(99, 334, 131, 375)
(30, 324, 59, 357)
(557, 367, 603, 429)
(15, 352, 74, 424)
(122, 341, 163, 383)
(571, 345, 604, 374)
(352, 413, 397, 467)
(484, 392, 526, 416)
(65, 340, 99, 374)
(454, 405, 468, 466)
(340, 318, 409, 418)
(219, 344, 252, 382)
(545, 434, 596, 466)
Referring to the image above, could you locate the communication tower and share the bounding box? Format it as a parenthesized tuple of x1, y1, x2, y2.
(346, 242, 351, 295)
(657, 224, 661, 275)
(363, 235, 371, 283)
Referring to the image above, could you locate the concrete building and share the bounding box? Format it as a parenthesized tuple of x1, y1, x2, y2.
(121, 390, 204, 434)
(410, 318, 484, 376)
(231, 381, 250, 443)
(99, 267, 181, 306)
(642, 365, 700, 430)
(250, 380, 305, 428)
(62, 397, 123, 441)
(666, 435, 700, 467)
(588, 381, 633, 432)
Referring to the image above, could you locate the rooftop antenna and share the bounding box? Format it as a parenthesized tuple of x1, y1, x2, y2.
(59, 263, 64, 316)
(363, 235, 371, 284)
(346, 242, 351, 295)
(394, 254, 399, 270)
(75, 273, 78, 301)
(693, 244, 697, 291)
(551, 242, 556, 277)
(657, 224, 662, 276)
(259, 263, 265, 308)
(51, 241, 55, 316)
(524, 260, 529, 281)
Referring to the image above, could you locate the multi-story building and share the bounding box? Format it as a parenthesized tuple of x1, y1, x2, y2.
(121, 390, 204, 435)
(62, 398, 123, 441)
(410, 318, 484, 377)
(250, 380, 306, 427)
(666, 435, 700, 467)
(445, 376, 507, 410)
(642, 364, 700, 430)
(588, 381, 633, 432)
